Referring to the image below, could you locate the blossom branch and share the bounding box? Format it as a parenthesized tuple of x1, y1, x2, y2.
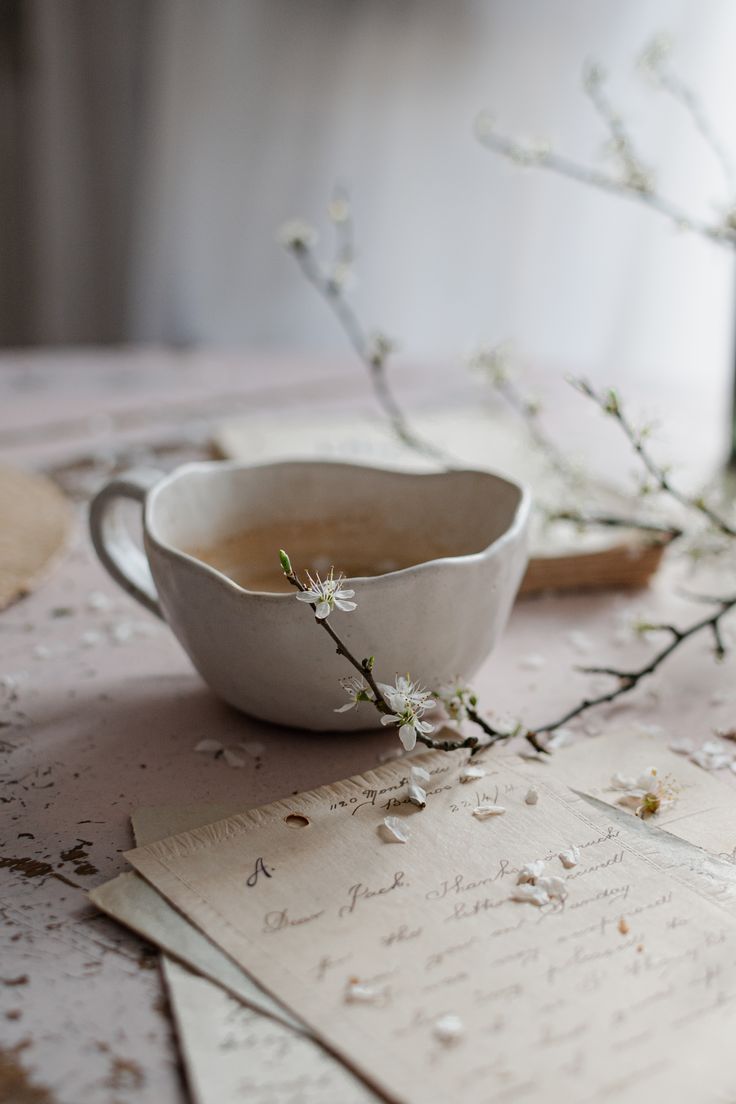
(533, 594, 736, 734)
(549, 509, 682, 541)
(470, 348, 682, 541)
(469, 345, 582, 487)
(640, 34, 735, 193)
(570, 378, 736, 537)
(279, 551, 481, 752)
(279, 219, 452, 465)
(582, 62, 653, 196)
(279, 553, 389, 709)
(475, 114, 733, 244)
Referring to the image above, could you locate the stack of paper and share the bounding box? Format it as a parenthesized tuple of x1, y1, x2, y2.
(91, 733, 736, 1103)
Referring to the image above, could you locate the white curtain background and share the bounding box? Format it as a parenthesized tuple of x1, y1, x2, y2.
(8, 0, 736, 398)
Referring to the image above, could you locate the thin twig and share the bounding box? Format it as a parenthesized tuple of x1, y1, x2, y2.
(466, 705, 547, 756)
(532, 595, 736, 734)
(549, 509, 682, 541)
(488, 366, 583, 487)
(641, 37, 735, 192)
(583, 63, 653, 195)
(571, 378, 736, 537)
(286, 241, 452, 465)
(475, 120, 736, 247)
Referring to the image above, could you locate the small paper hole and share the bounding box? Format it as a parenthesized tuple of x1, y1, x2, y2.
(284, 813, 310, 829)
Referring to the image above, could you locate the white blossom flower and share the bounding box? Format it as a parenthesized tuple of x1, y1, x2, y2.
(472, 804, 506, 820)
(334, 676, 374, 713)
(295, 570, 356, 620)
(610, 766, 679, 818)
(524, 787, 539, 805)
(382, 816, 409, 843)
(276, 218, 318, 250)
(558, 846, 580, 869)
(379, 675, 436, 751)
(433, 1013, 464, 1045)
(437, 681, 474, 723)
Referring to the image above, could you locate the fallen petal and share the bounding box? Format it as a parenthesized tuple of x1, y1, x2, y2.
(345, 979, 385, 1004)
(459, 765, 486, 783)
(472, 804, 506, 819)
(433, 1013, 464, 1044)
(559, 846, 580, 869)
(517, 860, 545, 884)
(237, 741, 265, 757)
(510, 883, 549, 906)
(407, 782, 427, 808)
(524, 787, 539, 805)
(410, 764, 431, 784)
(536, 875, 567, 900)
(194, 739, 224, 754)
(382, 816, 409, 843)
(222, 749, 246, 768)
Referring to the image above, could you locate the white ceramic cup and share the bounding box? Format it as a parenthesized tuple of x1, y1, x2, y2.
(89, 460, 530, 731)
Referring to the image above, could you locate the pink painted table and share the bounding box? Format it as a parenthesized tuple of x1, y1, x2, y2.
(1, 348, 733, 1103)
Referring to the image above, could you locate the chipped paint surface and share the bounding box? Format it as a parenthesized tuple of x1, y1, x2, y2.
(1, 352, 735, 1102)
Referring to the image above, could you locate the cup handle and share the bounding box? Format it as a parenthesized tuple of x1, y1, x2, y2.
(89, 469, 164, 619)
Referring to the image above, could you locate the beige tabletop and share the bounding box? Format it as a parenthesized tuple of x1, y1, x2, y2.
(0, 347, 733, 1104)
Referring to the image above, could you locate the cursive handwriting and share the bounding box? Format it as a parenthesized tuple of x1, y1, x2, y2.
(426, 864, 511, 901)
(262, 907, 324, 934)
(338, 872, 407, 918)
(246, 856, 273, 887)
(381, 924, 422, 947)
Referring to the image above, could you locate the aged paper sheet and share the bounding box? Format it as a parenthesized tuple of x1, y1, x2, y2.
(90, 802, 301, 1032)
(125, 749, 736, 1103)
(127, 802, 375, 1104)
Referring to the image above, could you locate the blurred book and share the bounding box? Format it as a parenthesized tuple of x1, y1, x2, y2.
(212, 405, 667, 594)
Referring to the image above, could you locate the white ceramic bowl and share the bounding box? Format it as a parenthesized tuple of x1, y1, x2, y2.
(90, 460, 530, 731)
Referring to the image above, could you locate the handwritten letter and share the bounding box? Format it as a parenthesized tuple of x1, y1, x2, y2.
(126, 752, 736, 1103)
